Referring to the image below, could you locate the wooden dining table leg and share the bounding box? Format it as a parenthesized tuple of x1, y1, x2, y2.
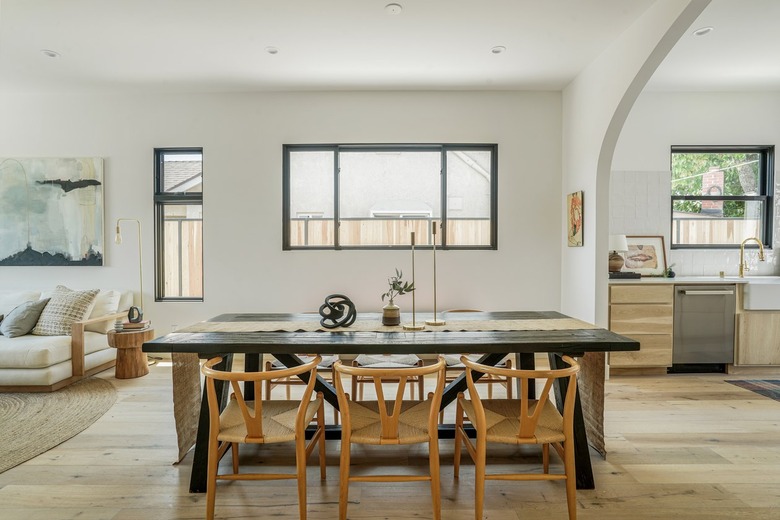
(189, 354, 233, 493)
(272, 353, 341, 410)
(548, 352, 595, 490)
(516, 353, 536, 398)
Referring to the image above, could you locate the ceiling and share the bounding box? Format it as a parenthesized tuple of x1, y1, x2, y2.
(0, 1, 776, 94)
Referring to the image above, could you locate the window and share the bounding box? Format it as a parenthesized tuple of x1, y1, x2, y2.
(671, 146, 774, 248)
(283, 144, 497, 249)
(154, 148, 203, 301)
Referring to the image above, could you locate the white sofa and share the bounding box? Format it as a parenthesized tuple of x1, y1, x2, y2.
(0, 289, 134, 392)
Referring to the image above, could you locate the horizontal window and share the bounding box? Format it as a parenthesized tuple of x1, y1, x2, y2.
(671, 146, 774, 249)
(283, 144, 497, 250)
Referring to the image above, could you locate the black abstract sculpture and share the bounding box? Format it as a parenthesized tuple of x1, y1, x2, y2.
(319, 294, 357, 329)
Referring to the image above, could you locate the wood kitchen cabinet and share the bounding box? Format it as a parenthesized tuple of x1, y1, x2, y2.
(609, 284, 674, 370)
(736, 312, 780, 365)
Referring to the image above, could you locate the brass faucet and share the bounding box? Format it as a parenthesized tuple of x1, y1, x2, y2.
(739, 237, 765, 277)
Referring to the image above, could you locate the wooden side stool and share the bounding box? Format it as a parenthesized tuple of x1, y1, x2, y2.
(107, 328, 155, 379)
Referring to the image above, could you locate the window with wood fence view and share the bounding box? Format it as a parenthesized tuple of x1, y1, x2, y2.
(671, 147, 773, 248)
(284, 144, 497, 249)
(155, 148, 204, 300)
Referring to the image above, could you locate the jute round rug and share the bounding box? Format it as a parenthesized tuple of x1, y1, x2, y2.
(0, 377, 117, 473)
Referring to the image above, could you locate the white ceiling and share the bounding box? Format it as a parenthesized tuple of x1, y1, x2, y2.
(0, 0, 776, 94)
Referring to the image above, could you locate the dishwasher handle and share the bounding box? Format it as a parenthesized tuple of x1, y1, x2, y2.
(679, 289, 735, 295)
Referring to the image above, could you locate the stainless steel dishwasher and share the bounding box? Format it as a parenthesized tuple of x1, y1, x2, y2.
(673, 285, 736, 367)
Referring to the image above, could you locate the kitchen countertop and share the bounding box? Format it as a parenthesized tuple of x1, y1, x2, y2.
(609, 276, 749, 284)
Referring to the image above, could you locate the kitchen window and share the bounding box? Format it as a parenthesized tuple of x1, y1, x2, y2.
(671, 146, 774, 249)
(154, 148, 204, 301)
(283, 144, 498, 250)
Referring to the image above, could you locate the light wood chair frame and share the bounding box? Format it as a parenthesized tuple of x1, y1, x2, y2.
(264, 354, 340, 423)
(334, 357, 447, 520)
(202, 355, 327, 520)
(454, 355, 580, 520)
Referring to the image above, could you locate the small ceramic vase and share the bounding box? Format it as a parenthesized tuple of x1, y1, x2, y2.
(382, 302, 400, 326)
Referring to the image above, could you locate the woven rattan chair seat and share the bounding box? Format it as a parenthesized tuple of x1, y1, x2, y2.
(442, 353, 508, 368)
(458, 398, 565, 444)
(270, 355, 338, 369)
(217, 397, 323, 444)
(345, 399, 434, 445)
(354, 353, 421, 367)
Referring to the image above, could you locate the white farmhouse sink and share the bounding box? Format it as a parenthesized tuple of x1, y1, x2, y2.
(742, 277, 780, 310)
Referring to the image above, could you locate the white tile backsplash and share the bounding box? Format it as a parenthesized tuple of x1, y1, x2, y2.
(610, 170, 779, 277)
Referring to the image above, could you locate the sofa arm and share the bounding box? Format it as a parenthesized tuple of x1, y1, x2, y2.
(71, 312, 126, 377)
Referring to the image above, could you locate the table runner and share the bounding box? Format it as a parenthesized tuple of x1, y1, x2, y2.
(176, 317, 598, 334)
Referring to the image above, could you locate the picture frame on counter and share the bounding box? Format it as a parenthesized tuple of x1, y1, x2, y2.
(623, 235, 667, 276)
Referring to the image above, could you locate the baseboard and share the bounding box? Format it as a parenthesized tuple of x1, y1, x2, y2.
(726, 365, 780, 376)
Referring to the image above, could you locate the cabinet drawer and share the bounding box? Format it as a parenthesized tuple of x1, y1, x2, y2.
(610, 284, 673, 304)
(610, 333, 672, 367)
(610, 304, 673, 334)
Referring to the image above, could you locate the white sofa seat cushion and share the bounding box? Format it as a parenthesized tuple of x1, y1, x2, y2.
(0, 332, 109, 369)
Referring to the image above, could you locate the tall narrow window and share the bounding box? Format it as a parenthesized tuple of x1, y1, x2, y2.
(154, 148, 203, 301)
(283, 144, 497, 250)
(671, 146, 774, 248)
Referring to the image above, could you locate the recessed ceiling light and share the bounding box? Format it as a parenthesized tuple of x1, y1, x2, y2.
(491, 46, 506, 55)
(385, 3, 402, 15)
(40, 49, 60, 58)
(265, 46, 279, 55)
(692, 26, 714, 37)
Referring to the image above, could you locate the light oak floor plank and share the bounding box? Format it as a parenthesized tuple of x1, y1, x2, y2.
(0, 365, 779, 518)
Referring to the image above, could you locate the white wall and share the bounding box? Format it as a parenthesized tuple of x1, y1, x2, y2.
(561, 0, 710, 325)
(612, 91, 780, 276)
(0, 91, 562, 332)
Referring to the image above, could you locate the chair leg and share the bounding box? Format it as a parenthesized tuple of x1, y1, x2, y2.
(295, 435, 308, 520)
(542, 443, 549, 474)
(429, 436, 442, 520)
(474, 436, 487, 520)
(563, 440, 577, 520)
(286, 377, 291, 400)
(318, 400, 327, 481)
(453, 399, 463, 478)
(206, 438, 219, 520)
(339, 440, 351, 520)
(231, 442, 239, 474)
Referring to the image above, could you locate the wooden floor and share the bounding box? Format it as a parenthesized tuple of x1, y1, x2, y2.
(1, 361, 779, 519)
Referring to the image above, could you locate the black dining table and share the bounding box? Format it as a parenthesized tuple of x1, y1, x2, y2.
(143, 310, 638, 493)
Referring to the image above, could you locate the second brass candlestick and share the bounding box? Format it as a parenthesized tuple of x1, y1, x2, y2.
(426, 222, 445, 326)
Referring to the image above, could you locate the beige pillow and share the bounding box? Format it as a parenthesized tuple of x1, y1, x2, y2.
(85, 290, 122, 333)
(32, 286, 99, 336)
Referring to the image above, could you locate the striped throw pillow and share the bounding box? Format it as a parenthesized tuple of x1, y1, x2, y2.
(32, 286, 99, 336)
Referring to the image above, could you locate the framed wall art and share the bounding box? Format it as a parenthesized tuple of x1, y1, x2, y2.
(624, 235, 667, 276)
(0, 157, 104, 266)
(567, 190, 583, 247)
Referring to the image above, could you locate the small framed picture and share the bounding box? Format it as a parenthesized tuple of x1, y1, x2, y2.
(567, 191, 583, 247)
(624, 236, 667, 276)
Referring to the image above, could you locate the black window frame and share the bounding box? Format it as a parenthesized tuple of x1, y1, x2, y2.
(153, 147, 204, 302)
(282, 143, 498, 251)
(670, 145, 774, 250)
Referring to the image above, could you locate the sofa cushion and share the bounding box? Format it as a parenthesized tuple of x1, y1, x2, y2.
(0, 291, 41, 318)
(0, 298, 51, 338)
(86, 290, 122, 333)
(32, 286, 99, 336)
(0, 332, 110, 369)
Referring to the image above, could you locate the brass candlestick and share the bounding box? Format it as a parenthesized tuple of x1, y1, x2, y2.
(426, 222, 445, 326)
(403, 231, 425, 331)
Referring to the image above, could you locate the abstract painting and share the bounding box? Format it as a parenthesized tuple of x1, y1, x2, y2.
(567, 190, 583, 247)
(0, 157, 104, 266)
